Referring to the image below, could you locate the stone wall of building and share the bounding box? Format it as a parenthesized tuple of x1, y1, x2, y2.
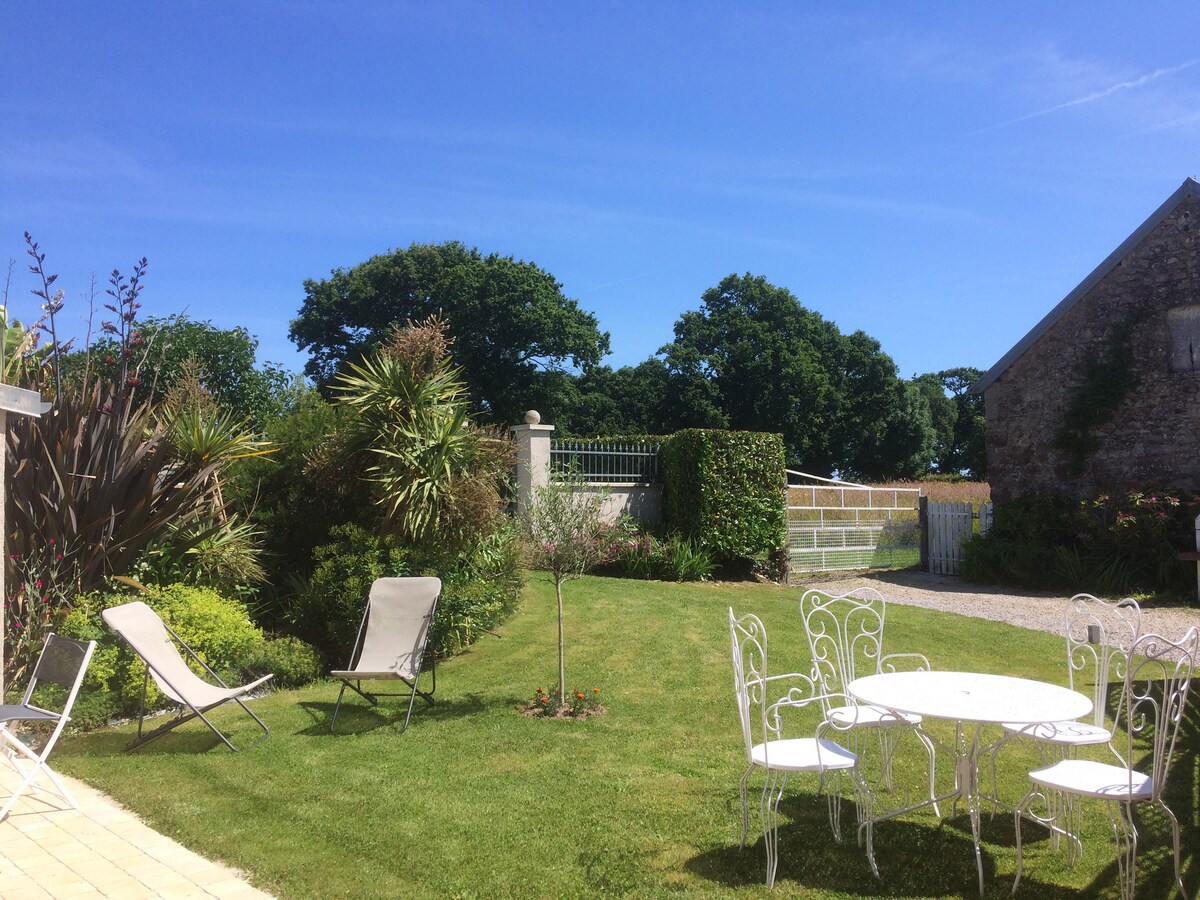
(984, 195, 1200, 503)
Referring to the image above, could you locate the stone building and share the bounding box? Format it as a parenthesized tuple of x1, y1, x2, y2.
(972, 177, 1200, 504)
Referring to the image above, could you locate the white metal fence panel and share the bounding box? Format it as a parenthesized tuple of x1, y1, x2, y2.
(926, 500, 975, 575)
(786, 472, 921, 576)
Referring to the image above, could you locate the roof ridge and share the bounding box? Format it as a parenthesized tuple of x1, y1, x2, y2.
(971, 177, 1200, 395)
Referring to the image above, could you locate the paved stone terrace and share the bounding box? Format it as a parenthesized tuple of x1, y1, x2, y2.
(0, 763, 273, 900)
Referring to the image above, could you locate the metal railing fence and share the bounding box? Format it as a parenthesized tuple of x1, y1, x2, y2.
(550, 438, 661, 483)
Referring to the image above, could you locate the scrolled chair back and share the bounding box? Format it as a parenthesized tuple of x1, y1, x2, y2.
(1064, 593, 1141, 728)
(1118, 626, 1198, 801)
(728, 608, 858, 770)
(800, 587, 887, 705)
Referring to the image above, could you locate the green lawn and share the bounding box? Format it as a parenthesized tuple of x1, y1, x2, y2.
(56, 575, 1200, 898)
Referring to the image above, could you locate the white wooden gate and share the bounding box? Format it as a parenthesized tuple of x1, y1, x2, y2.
(925, 501, 993, 575)
(787, 472, 921, 576)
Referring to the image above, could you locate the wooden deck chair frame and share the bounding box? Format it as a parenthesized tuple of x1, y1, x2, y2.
(0, 633, 96, 820)
(101, 601, 272, 752)
(329, 577, 441, 734)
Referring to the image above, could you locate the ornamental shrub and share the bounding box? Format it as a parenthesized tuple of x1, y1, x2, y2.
(58, 582, 267, 728)
(962, 488, 1198, 596)
(249, 635, 325, 689)
(661, 429, 786, 578)
(286, 522, 411, 661)
(594, 529, 716, 582)
(288, 521, 523, 665)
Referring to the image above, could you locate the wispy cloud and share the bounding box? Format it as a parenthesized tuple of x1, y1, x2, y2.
(978, 59, 1198, 132)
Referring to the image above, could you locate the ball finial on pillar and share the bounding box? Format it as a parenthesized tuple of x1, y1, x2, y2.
(524, 409, 541, 425)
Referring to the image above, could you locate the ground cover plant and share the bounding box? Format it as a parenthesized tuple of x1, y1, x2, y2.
(55, 576, 1199, 898)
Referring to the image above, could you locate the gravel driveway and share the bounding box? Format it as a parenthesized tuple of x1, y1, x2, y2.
(802, 569, 1200, 640)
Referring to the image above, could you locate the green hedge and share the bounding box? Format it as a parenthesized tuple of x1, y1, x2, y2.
(661, 429, 786, 577)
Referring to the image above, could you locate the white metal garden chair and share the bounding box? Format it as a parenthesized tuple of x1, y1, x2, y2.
(799, 587, 939, 813)
(1012, 626, 1198, 900)
(0, 633, 96, 819)
(993, 593, 1140, 862)
(728, 608, 877, 888)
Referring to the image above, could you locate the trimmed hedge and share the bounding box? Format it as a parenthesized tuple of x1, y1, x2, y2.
(661, 429, 786, 578)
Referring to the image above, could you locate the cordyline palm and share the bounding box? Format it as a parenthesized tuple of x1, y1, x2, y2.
(163, 405, 274, 519)
(333, 345, 476, 546)
(6, 382, 224, 597)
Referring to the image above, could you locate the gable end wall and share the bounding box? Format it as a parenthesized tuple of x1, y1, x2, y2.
(984, 195, 1200, 503)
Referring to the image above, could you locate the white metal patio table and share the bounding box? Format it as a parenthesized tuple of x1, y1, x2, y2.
(847, 670, 1092, 896)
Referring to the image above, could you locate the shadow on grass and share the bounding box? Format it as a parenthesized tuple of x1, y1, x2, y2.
(65, 725, 227, 757)
(295, 692, 493, 736)
(687, 793, 1099, 898)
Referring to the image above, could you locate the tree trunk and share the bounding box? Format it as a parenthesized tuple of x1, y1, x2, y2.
(556, 576, 565, 704)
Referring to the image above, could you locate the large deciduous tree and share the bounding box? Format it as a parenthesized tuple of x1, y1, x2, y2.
(660, 273, 935, 480)
(289, 242, 610, 425)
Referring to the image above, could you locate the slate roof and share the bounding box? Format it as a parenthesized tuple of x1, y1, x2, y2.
(970, 176, 1200, 395)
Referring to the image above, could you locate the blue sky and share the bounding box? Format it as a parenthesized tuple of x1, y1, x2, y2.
(3, 2, 1198, 389)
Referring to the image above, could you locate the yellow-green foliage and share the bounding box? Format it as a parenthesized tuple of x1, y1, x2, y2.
(60, 583, 266, 727)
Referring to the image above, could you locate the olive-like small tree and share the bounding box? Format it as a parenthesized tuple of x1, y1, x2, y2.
(520, 477, 623, 705)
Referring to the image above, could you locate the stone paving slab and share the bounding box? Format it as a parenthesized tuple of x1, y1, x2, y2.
(0, 762, 275, 899)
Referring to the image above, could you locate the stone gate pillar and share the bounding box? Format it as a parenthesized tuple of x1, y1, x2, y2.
(511, 410, 554, 517)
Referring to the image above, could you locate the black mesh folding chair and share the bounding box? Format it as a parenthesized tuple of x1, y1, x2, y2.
(0, 633, 96, 819)
(330, 577, 441, 733)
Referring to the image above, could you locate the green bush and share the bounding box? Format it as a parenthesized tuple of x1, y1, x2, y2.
(594, 530, 716, 582)
(661, 429, 786, 578)
(288, 522, 524, 666)
(250, 636, 325, 689)
(963, 488, 1197, 596)
(58, 583, 267, 728)
(286, 523, 411, 662)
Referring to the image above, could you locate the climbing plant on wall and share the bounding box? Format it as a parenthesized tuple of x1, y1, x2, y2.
(1051, 311, 1146, 476)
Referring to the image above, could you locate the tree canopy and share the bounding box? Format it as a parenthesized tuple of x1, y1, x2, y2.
(910, 367, 986, 478)
(62, 315, 302, 431)
(289, 242, 611, 425)
(658, 273, 936, 480)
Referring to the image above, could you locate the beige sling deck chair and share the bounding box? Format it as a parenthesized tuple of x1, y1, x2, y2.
(101, 601, 272, 752)
(0, 634, 96, 820)
(330, 576, 441, 734)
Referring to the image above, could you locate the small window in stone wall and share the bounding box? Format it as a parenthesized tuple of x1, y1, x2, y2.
(1168, 306, 1200, 373)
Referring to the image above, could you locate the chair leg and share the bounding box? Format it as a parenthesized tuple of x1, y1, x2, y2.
(850, 767, 879, 879)
(329, 682, 350, 733)
(761, 769, 787, 888)
(1011, 786, 1035, 895)
(1108, 799, 1138, 900)
(1156, 798, 1188, 900)
(825, 769, 843, 843)
(398, 676, 422, 734)
(738, 765, 753, 850)
(0, 734, 77, 820)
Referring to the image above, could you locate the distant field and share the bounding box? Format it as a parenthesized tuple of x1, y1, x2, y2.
(873, 480, 991, 504)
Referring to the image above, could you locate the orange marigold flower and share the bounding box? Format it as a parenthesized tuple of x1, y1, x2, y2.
(576, 692, 584, 700)
(540, 697, 548, 704)
(593, 688, 600, 693)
